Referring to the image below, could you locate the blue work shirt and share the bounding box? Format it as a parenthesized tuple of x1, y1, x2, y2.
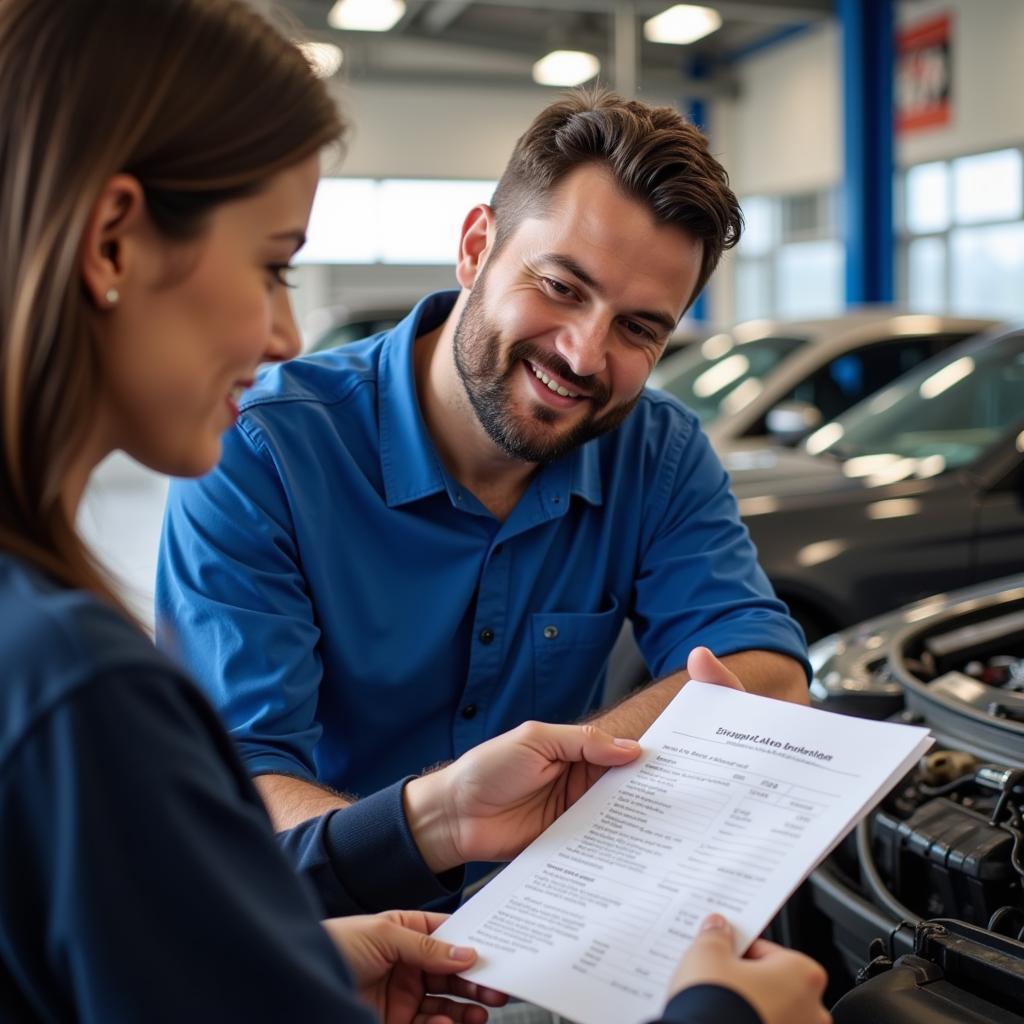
(157, 290, 808, 799)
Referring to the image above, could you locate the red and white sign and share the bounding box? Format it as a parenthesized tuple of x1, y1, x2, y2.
(897, 14, 952, 133)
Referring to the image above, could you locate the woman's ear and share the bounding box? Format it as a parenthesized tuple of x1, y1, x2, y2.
(79, 173, 147, 310)
(455, 204, 496, 290)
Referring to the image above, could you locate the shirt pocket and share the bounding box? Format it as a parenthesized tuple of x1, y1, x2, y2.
(531, 593, 623, 723)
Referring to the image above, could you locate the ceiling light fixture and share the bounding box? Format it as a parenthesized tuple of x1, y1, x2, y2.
(298, 41, 344, 78)
(532, 50, 600, 87)
(644, 4, 723, 45)
(327, 0, 405, 32)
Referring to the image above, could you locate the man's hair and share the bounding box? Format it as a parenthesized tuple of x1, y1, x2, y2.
(490, 88, 742, 308)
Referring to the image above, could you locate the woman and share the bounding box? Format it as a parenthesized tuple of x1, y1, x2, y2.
(0, 1, 829, 1022)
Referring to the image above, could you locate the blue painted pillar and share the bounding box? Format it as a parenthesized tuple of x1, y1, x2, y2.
(686, 58, 711, 321)
(840, 0, 895, 304)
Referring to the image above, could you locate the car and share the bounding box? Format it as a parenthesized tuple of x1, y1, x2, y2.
(650, 312, 997, 451)
(725, 324, 1024, 642)
(762, 576, 1024, 1020)
(304, 300, 417, 353)
(809, 572, 1024, 738)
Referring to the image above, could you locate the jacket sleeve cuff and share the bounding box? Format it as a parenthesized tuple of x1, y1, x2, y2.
(322, 776, 464, 914)
(656, 984, 762, 1024)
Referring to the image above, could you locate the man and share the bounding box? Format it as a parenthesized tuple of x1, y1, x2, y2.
(157, 89, 809, 836)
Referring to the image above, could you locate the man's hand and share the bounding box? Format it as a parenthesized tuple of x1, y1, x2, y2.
(589, 646, 807, 740)
(685, 646, 745, 691)
(323, 910, 507, 1024)
(670, 914, 831, 1024)
(403, 722, 642, 873)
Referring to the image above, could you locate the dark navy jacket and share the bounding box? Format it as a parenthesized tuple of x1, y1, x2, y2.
(0, 552, 758, 1023)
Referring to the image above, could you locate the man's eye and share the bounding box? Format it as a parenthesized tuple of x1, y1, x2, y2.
(543, 277, 574, 298)
(622, 320, 654, 342)
(268, 264, 297, 289)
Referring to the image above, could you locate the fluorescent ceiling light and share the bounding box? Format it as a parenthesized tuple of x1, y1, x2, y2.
(532, 50, 600, 87)
(328, 0, 405, 32)
(297, 41, 343, 79)
(644, 5, 723, 45)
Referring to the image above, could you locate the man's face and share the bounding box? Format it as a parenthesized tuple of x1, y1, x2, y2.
(453, 163, 703, 463)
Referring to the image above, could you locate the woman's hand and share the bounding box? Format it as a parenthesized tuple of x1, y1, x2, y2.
(323, 910, 507, 1024)
(404, 721, 642, 872)
(670, 914, 831, 1024)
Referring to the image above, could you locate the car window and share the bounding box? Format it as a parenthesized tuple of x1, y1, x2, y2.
(806, 330, 1024, 474)
(310, 316, 403, 353)
(656, 335, 808, 422)
(777, 334, 973, 426)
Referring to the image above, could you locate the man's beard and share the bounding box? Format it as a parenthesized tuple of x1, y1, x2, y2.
(452, 277, 642, 464)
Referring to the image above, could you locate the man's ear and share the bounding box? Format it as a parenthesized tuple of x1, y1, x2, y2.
(79, 174, 147, 309)
(455, 204, 496, 290)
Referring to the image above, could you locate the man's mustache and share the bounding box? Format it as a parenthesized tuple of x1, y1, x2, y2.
(509, 341, 610, 405)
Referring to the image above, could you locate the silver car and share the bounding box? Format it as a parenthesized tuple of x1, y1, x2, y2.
(651, 311, 998, 450)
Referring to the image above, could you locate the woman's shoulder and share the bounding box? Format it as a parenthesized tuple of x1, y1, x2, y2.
(0, 553, 178, 757)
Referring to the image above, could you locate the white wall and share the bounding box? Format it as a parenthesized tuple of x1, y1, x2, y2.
(327, 78, 683, 179)
(719, 23, 842, 198)
(712, 0, 1024, 197)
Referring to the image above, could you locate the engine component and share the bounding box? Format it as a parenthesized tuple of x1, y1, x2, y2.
(873, 798, 1021, 927)
(832, 918, 1024, 1024)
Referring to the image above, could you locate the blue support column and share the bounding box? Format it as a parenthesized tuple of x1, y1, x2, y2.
(686, 58, 710, 321)
(840, 0, 895, 304)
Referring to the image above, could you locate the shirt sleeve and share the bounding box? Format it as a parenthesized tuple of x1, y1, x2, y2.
(633, 413, 811, 682)
(156, 417, 323, 779)
(0, 667, 375, 1023)
(277, 777, 464, 917)
(654, 984, 763, 1024)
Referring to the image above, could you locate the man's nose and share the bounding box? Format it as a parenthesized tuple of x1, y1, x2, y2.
(554, 315, 608, 379)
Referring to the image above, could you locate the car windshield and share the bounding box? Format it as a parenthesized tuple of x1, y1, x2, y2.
(804, 329, 1024, 477)
(654, 334, 809, 422)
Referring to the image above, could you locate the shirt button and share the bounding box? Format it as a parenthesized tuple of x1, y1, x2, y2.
(479, 628, 495, 645)
(543, 625, 559, 640)
(461, 704, 478, 720)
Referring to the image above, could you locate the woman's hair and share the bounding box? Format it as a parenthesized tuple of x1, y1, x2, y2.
(0, 0, 344, 612)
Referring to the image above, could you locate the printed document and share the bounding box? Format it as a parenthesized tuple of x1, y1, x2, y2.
(435, 681, 932, 1024)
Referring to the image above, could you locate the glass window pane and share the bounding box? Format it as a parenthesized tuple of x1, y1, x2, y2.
(807, 331, 1024, 472)
(775, 240, 844, 318)
(739, 196, 777, 256)
(905, 161, 950, 233)
(781, 191, 828, 240)
(297, 178, 380, 264)
(907, 236, 947, 312)
(952, 148, 1023, 225)
(655, 335, 808, 423)
(735, 259, 772, 320)
(950, 222, 1024, 319)
(377, 179, 496, 264)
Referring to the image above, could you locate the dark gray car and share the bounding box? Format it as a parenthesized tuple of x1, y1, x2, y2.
(727, 325, 1024, 641)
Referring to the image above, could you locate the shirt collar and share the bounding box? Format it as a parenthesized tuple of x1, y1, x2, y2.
(378, 289, 604, 511)
(379, 291, 457, 508)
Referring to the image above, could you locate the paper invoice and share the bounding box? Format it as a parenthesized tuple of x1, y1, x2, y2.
(435, 681, 933, 1024)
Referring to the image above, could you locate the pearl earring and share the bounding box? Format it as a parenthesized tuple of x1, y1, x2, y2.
(105, 287, 120, 305)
